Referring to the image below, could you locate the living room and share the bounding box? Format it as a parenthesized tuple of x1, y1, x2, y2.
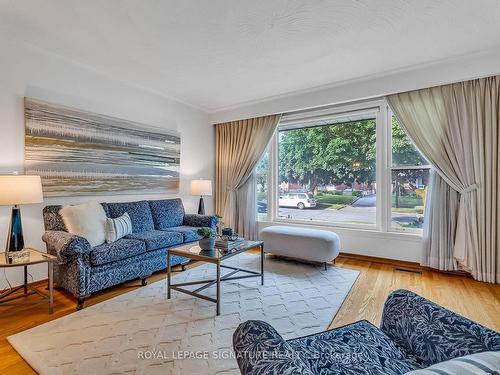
(0, 1, 499, 374)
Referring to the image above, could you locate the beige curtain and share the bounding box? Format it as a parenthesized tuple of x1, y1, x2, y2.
(387, 75, 499, 283)
(215, 114, 281, 239)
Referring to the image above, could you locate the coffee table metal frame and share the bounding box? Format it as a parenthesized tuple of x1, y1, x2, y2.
(167, 240, 264, 316)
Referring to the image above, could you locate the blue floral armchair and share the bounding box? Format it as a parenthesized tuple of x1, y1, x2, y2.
(233, 289, 500, 375)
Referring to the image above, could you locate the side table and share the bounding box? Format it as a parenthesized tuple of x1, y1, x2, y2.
(0, 248, 56, 314)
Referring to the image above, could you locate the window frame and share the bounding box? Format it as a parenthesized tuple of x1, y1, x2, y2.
(257, 99, 426, 236)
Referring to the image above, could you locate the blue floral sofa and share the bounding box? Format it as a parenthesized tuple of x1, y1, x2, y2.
(42, 198, 217, 310)
(233, 289, 500, 375)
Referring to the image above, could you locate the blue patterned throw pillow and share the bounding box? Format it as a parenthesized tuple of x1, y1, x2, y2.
(105, 212, 133, 243)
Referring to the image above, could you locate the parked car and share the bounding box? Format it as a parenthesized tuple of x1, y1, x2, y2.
(279, 192, 316, 209)
(257, 201, 267, 213)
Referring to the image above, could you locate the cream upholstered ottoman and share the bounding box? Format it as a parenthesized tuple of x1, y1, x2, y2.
(260, 225, 340, 270)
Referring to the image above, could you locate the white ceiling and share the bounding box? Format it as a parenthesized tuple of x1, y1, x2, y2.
(1, 0, 500, 112)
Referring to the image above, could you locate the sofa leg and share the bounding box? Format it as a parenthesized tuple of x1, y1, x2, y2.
(333, 258, 336, 265)
(171, 264, 187, 273)
(76, 297, 86, 311)
(141, 277, 148, 286)
(324, 262, 327, 271)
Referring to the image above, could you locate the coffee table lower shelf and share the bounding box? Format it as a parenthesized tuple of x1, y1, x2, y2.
(166, 241, 264, 316)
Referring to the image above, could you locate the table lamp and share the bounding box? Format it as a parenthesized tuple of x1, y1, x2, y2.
(190, 179, 212, 215)
(0, 175, 44, 252)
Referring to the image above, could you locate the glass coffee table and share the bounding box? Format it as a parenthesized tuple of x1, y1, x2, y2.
(167, 240, 264, 315)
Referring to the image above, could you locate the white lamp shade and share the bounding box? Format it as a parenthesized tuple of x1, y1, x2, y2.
(0, 175, 44, 205)
(190, 179, 212, 196)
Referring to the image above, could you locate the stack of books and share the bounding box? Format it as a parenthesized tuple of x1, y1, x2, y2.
(215, 236, 245, 249)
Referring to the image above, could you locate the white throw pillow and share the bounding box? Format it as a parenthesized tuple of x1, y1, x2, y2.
(59, 202, 107, 247)
(105, 212, 133, 243)
(404, 351, 500, 374)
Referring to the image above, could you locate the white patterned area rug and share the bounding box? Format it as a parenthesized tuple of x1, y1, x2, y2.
(8, 253, 359, 375)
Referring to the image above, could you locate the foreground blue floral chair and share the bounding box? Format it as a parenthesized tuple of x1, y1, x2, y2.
(233, 289, 500, 375)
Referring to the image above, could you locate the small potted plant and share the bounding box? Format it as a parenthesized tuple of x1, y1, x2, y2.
(197, 227, 215, 250)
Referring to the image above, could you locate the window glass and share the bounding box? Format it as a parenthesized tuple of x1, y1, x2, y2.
(391, 116, 428, 166)
(255, 105, 432, 234)
(391, 116, 430, 230)
(278, 118, 377, 225)
(256, 151, 269, 221)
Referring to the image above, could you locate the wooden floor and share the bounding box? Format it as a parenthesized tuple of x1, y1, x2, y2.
(1, 256, 499, 374)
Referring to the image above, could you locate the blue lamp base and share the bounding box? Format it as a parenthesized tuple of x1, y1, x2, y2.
(7, 205, 24, 252)
(198, 196, 205, 215)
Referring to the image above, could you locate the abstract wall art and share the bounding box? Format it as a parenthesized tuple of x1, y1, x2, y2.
(24, 98, 180, 196)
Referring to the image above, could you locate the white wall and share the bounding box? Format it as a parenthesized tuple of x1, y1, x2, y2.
(0, 37, 213, 289)
(209, 49, 500, 263)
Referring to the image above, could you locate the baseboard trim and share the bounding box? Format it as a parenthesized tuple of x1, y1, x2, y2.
(339, 252, 420, 268)
(338, 252, 471, 277)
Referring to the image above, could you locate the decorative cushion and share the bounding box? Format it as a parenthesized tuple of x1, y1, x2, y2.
(105, 213, 133, 243)
(404, 351, 500, 374)
(288, 320, 420, 375)
(125, 230, 183, 251)
(148, 199, 185, 229)
(105, 201, 155, 233)
(166, 226, 202, 242)
(90, 238, 146, 266)
(59, 202, 107, 247)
